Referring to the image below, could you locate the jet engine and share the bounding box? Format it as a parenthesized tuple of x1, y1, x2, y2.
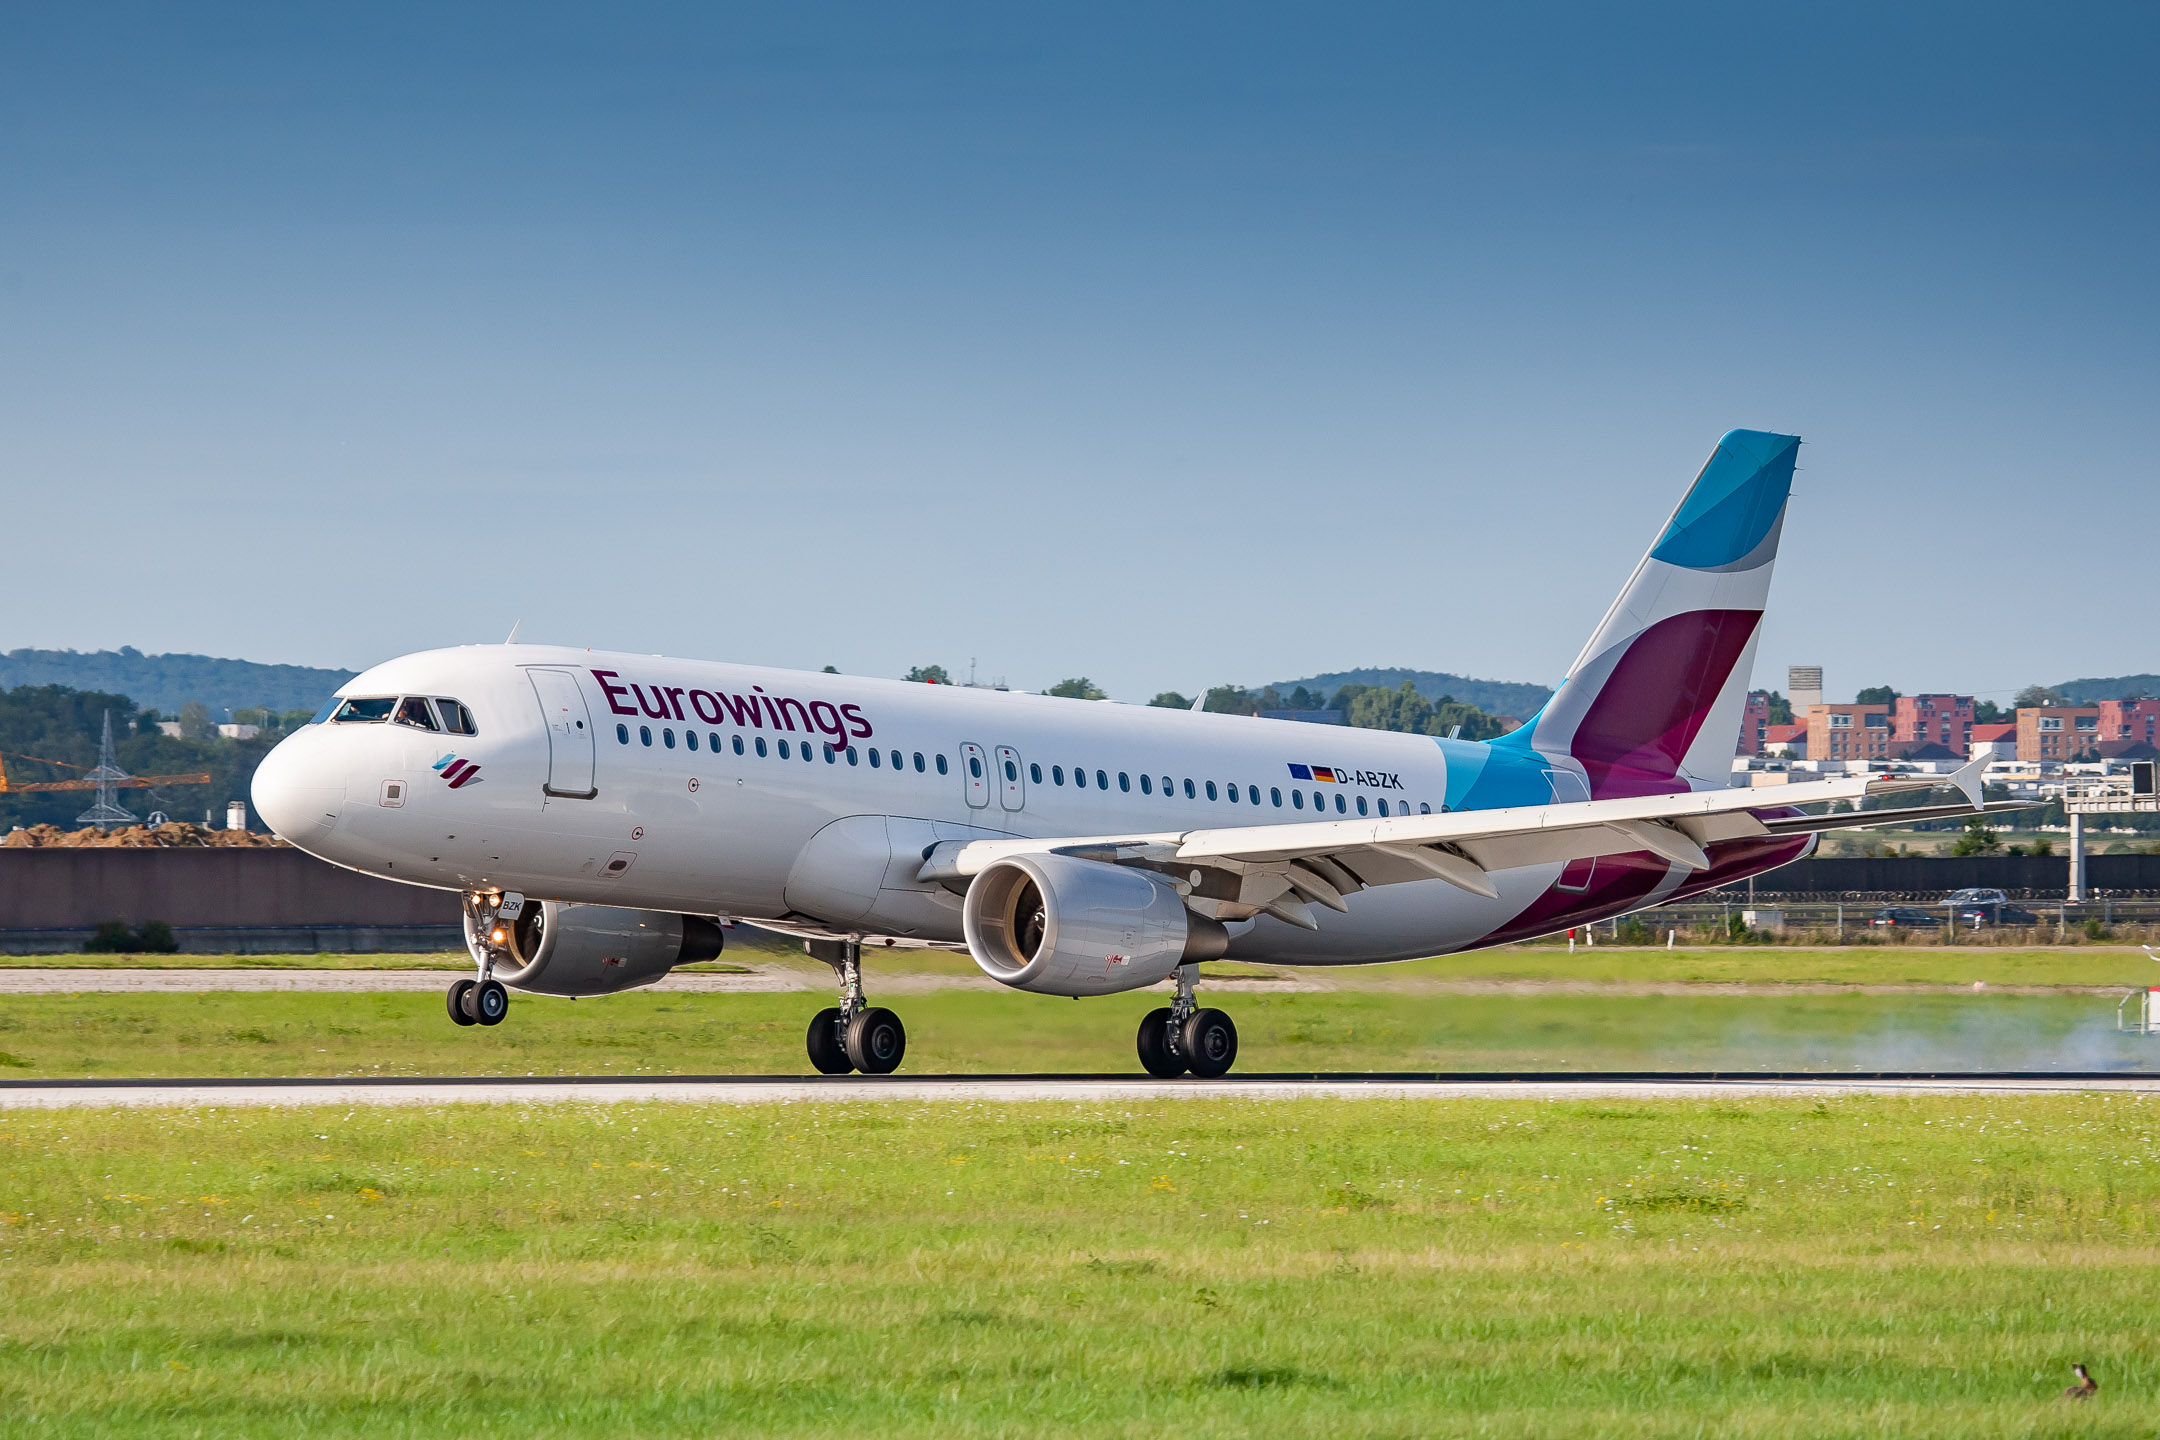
(464, 901, 725, 997)
(962, 852, 1227, 997)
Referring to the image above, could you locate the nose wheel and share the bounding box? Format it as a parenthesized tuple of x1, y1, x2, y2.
(446, 976, 510, 1027)
(804, 937, 906, 1074)
(1136, 966, 1237, 1078)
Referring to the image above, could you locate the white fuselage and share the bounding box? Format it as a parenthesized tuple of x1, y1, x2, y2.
(252, 645, 1721, 965)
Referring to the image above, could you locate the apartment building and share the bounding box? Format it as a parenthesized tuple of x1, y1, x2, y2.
(1738, 690, 1772, 755)
(2017, 705, 2101, 762)
(1892, 694, 1973, 755)
(1806, 703, 1893, 761)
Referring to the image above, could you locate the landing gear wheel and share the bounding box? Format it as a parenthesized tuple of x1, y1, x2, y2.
(1181, 1008, 1238, 1078)
(845, 1007, 907, 1075)
(474, 978, 509, 1027)
(1137, 1007, 1186, 1078)
(447, 978, 478, 1027)
(806, 1007, 852, 1074)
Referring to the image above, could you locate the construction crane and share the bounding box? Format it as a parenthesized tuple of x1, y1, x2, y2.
(0, 756, 214, 792)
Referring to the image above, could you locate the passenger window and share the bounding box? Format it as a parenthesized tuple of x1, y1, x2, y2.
(1376, 798, 1387, 816)
(663, 728, 676, 749)
(1205, 781, 1218, 801)
(1420, 802, 1432, 814)
(1356, 795, 1368, 816)
(1224, 782, 1236, 803)
(1183, 779, 1196, 799)
(890, 750, 902, 769)
(847, 747, 859, 765)
(712, 733, 723, 751)
(1271, 787, 1282, 807)
(1312, 790, 1323, 809)
(870, 748, 882, 768)
(733, 735, 745, 755)
(617, 724, 629, 745)
(1248, 785, 1260, 806)
(1053, 766, 1064, 785)
(1293, 790, 1304, 809)
(1140, 774, 1153, 794)
(1075, 768, 1088, 789)
(1004, 760, 1016, 781)
(968, 756, 982, 779)
(914, 752, 926, 772)
(755, 737, 768, 757)
(333, 697, 396, 723)
(802, 743, 814, 762)
(1118, 772, 1130, 792)
(824, 745, 837, 764)
(779, 740, 791, 759)
(686, 731, 699, 751)
(1096, 769, 1108, 790)
(1030, 762, 1042, 784)
(1334, 793, 1346, 813)
(936, 754, 949, 775)
(639, 726, 652, 746)
(1161, 776, 1172, 795)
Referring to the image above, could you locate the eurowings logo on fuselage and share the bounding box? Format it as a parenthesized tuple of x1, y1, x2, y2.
(434, 754, 482, 789)
(590, 669, 876, 748)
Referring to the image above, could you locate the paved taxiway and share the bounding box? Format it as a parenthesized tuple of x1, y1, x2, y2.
(2, 1073, 2153, 1108)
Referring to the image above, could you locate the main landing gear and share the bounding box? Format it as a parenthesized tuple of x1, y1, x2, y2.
(1136, 964, 1238, 1078)
(805, 935, 906, 1075)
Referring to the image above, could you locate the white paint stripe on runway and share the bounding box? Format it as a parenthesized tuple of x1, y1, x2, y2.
(4, 1076, 2157, 1108)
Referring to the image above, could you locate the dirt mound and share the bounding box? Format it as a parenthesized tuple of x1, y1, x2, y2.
(1, 822, 288, 849)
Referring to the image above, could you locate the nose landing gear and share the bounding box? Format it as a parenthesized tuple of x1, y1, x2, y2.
(804, 936, 906, 1075)
(1136, 964, 1238, 1078)
(448, 891, 519, 1028)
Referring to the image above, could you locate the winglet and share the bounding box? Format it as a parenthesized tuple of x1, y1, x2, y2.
(1950, 750, 1989, 811)
(506, 620, 523, 644)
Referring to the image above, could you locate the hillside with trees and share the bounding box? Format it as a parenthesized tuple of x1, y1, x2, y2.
(0, 648, 355, 719)
(1264, 668, 1552, 719)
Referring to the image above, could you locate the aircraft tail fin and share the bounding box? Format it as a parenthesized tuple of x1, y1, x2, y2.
(1498, 429, 1799, 797)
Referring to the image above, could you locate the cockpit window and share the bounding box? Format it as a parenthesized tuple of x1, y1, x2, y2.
(434, 698, 477, 735)
(309, 697, 342, 725)
(393, 696, 440, 732)
(333, 697, 397, 723)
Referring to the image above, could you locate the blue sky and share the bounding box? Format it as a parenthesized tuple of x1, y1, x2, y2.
(3, 3, 2154, 704)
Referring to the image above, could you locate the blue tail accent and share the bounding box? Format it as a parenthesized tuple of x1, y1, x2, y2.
(1648, 429, 1799, 570)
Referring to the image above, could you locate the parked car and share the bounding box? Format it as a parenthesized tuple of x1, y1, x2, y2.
(1871, 906, 1942, 928)
(1942, 887, 2041, 926)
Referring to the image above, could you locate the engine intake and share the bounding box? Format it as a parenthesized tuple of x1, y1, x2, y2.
(465, 901, 724, 996)
(962, 853, 1226, 997)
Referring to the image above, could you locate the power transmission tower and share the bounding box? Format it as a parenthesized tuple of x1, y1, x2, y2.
(75, 710, 138, 830)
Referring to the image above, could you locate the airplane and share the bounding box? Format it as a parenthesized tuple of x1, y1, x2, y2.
(252, 428, 2016, 1078)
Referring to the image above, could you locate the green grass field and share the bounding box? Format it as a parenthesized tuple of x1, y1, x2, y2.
(0, 986, 2153, 1077)
(5, 943, 2156, 987)
(2, 1095, 2156, 1436)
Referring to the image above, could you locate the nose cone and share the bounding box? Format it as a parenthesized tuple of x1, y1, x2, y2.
(251, 732, 345, 847)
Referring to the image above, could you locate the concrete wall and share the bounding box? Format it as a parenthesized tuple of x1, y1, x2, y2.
(0, 848, 462, 953)
(1748, 853, 2160, 898)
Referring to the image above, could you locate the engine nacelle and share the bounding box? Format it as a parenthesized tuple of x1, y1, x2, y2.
(962, 853, 1227, 997)
(464, 901, 724, 997)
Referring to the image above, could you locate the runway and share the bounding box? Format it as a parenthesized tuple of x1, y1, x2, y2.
(2, 1071, 2154, 1108)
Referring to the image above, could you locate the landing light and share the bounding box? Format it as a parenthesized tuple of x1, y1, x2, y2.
(490, 928, 506, 944)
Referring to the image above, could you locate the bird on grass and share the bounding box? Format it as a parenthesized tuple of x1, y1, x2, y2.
(2061, 1363, 2097, 1400)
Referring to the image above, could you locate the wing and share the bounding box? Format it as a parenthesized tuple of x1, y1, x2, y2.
(918, 753, 2018, 930)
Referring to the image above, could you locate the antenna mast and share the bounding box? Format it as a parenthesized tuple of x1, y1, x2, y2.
(75, 710, 138, 830)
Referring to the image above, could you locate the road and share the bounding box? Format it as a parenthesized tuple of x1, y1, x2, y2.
(2, 1072, 2154, 1107)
